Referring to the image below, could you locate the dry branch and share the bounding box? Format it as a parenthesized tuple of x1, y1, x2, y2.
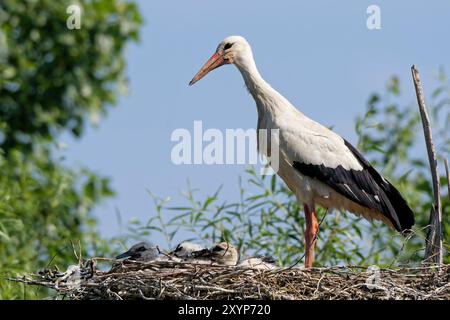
(445, 159, 450, 203)
(411, 65, 443, 266)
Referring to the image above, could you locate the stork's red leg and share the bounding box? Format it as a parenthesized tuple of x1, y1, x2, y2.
(303, 204, 319, 268)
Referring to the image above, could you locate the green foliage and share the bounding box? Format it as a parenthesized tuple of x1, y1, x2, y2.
(130, 74, 449, 268)
(355, 73, 450, 264)
(0, 0, 142, 153)
(0, 146, 117, 299)
(0, 0, 142, 299)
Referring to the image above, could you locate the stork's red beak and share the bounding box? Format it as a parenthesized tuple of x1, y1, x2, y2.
(189, 52, 228, 86)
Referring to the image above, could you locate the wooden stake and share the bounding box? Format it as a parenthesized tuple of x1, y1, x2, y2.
(411, 65, 442, 266)
(445, 159, 450, 203)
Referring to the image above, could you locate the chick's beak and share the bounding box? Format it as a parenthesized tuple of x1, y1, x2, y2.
(115, 251, 131, 259)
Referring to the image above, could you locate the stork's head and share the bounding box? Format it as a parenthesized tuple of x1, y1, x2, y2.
(115, 241, 158, 261)
(170, 241, 204, 258)
(189, 35, 253, 86)
(211, 242, 240, 266)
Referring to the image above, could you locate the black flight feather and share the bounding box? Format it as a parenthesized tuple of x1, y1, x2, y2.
(292, 139, 414, 233)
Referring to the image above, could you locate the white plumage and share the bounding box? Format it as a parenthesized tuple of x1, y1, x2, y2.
(238, 257, 276, 270)
(170, 241, 205, 259)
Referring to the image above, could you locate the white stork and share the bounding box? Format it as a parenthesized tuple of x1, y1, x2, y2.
(189, 36, 415, 268)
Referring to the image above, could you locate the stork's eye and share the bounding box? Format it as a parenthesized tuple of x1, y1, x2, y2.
(224, 43, 233, 50)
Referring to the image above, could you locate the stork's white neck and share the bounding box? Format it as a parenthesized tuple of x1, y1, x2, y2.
(235, 57, 292, 116)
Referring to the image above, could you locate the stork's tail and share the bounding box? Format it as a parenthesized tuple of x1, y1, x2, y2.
(343, 139, 415, 233)
(380, 179, 415, 233)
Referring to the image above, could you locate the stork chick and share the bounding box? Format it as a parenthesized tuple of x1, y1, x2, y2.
(115, 242, 159, 262)
(191, 242, 239, 266)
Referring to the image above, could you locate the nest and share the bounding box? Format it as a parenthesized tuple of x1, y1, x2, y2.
(12, 259, 450, 300)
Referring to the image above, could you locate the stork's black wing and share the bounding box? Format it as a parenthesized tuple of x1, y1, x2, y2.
(293, 139, 414, 233)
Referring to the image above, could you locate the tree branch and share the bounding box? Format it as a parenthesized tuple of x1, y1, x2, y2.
(445, 159, 450, 203)
(411, 65, 442, 266)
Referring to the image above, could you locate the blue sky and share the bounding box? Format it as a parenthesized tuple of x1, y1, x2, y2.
(60, 0, 450, 244)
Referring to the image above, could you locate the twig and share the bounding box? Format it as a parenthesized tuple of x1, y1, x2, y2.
(106, 289, 123, 300)
(411, 65, 443, 266)
(445, 159, 450, 202)
(139, 289, 154, 300)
